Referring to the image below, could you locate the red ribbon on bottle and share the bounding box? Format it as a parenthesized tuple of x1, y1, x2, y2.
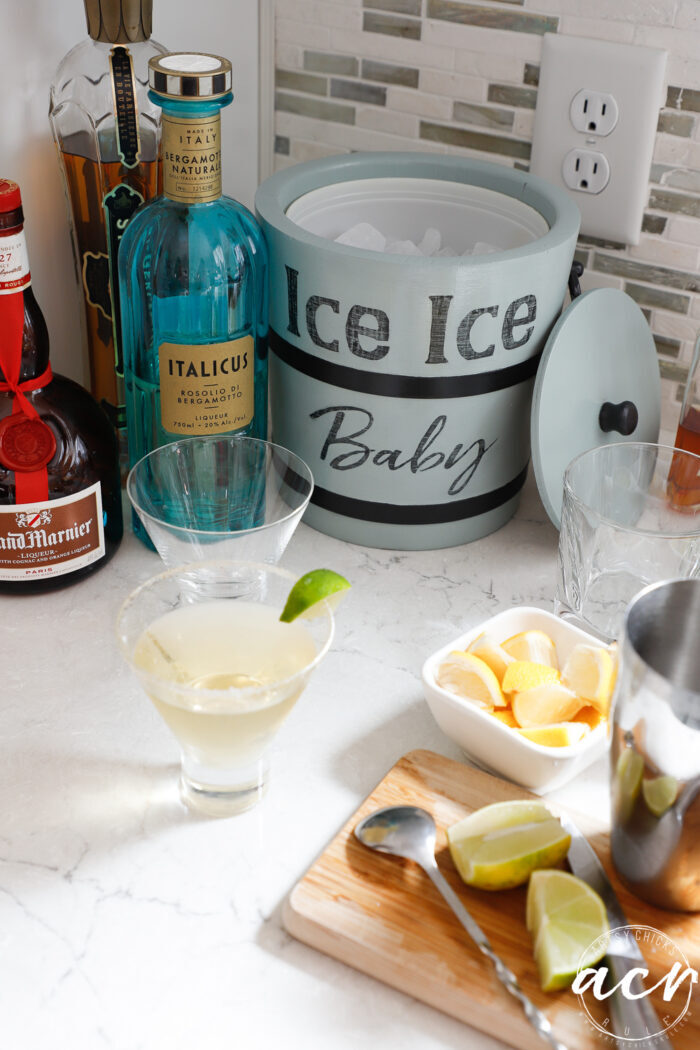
(0, 290, 54, 504)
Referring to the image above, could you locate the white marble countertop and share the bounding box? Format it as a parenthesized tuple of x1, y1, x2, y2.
(1, 470, 611, 1050)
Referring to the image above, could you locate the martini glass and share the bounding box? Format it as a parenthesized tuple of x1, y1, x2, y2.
(127, 436, 313, 566)
(116, 560, 334, 816)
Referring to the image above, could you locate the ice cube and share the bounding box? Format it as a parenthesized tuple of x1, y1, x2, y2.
(472, 241, 499, 255)
(418, 227, 442, 256)
(386, 238, 422, 256)
(335, 222, 387, 252)
(436, 246, 458, 257)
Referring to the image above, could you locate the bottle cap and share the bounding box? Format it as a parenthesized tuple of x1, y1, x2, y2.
(0, 180, 24, 232)
(83, 0, 152, 44)
(149, 53, 232, 101)
(0, 180, 22, 215)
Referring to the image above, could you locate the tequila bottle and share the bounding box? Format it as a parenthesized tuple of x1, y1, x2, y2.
(49, 0, 166, 470)
(118, 52, 269, 528)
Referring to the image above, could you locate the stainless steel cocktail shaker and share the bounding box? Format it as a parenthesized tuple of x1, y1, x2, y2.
(611, 578, 700, 912)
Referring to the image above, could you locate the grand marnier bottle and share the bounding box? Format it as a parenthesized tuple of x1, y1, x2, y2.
(49, 0, 166, 468)
(0, 180, 122, 591)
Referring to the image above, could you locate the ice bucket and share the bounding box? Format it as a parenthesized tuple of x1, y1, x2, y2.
(255, 152, 580, 550)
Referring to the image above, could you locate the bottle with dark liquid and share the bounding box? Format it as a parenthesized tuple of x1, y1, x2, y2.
(668, 332, 700, 507)
(0, 180, 122, 592)
(49, 0, 166, 470)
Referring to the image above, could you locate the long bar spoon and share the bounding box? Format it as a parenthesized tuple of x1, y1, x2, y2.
(355, 805, 568, 1050)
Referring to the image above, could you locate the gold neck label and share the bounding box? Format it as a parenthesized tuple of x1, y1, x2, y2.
(161, 113, 222, 204)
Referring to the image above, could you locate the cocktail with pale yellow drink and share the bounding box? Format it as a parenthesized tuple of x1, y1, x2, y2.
(117, 562, 348, 816)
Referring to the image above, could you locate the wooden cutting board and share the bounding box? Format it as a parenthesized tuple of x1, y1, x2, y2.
(284, 750, 699, 1050)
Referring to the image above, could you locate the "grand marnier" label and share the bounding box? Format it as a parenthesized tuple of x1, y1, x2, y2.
(0, 483, 105, 580)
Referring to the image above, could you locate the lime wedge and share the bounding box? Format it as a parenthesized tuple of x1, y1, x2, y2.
(279, 568, 351, 623)
(526, 870, 609, 991)
(447, 800, 571, 890)
(642, 775, 678, 817)
(613, 747, 644, 824)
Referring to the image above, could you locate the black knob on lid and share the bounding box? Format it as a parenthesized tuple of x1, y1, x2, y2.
(599, 400, 639, 436)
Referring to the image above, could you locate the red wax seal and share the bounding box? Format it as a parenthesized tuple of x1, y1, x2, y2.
(0, 415, 56, 471)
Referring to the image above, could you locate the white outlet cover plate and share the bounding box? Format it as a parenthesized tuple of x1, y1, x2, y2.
(531, 34, 667, 246)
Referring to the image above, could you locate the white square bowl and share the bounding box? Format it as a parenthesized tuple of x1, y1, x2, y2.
(421, 606, 609, 793)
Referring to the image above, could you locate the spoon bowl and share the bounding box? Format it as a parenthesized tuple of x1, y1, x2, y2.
(355, 805, 437, 865)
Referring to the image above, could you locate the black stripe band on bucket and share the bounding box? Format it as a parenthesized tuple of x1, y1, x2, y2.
(285, 463, 528, 525)
(271, 447, 312, 498)
(270, 330, 540, 399)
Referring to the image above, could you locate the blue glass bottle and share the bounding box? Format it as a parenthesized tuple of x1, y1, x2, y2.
(118, 53, 268, 541)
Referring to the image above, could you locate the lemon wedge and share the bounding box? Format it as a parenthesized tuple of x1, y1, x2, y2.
(502, 630, 559, 669)
(491, 708, 519, 729)
(502, 660, 560, 694)
(447, 800, 571, 890)
(512, 682, 583, 727)
(436, 651, 506, 709)
(574, 705, 606, 731)
(526, 870, 609, 991)
(466, 633, 514, 682)
(562, 644, 616, 715)
(517, 722, 590, 747)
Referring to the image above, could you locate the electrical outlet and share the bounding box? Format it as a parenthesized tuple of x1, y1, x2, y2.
(562, 149, 610, 194)
(531, 35, 667, 246)
(569, 90, 618, 136)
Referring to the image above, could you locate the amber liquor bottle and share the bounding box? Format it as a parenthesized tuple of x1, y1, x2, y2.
(49, 0, 166, 470)
(0, 180, 122, 592)
(669, 332, 700, 507)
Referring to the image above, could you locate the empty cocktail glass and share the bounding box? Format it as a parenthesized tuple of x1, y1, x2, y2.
(116, 560, 334, 816)
(127, 436, 313, 566)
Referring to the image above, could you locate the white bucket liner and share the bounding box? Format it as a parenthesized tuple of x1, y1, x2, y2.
(287, 176, 549, 255)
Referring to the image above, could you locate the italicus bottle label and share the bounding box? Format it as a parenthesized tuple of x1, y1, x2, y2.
(158, 336, 254, 434)
(162, 113, 222, 203)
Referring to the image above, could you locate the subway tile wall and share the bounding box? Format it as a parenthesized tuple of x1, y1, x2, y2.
(273, 0, 700, 437)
